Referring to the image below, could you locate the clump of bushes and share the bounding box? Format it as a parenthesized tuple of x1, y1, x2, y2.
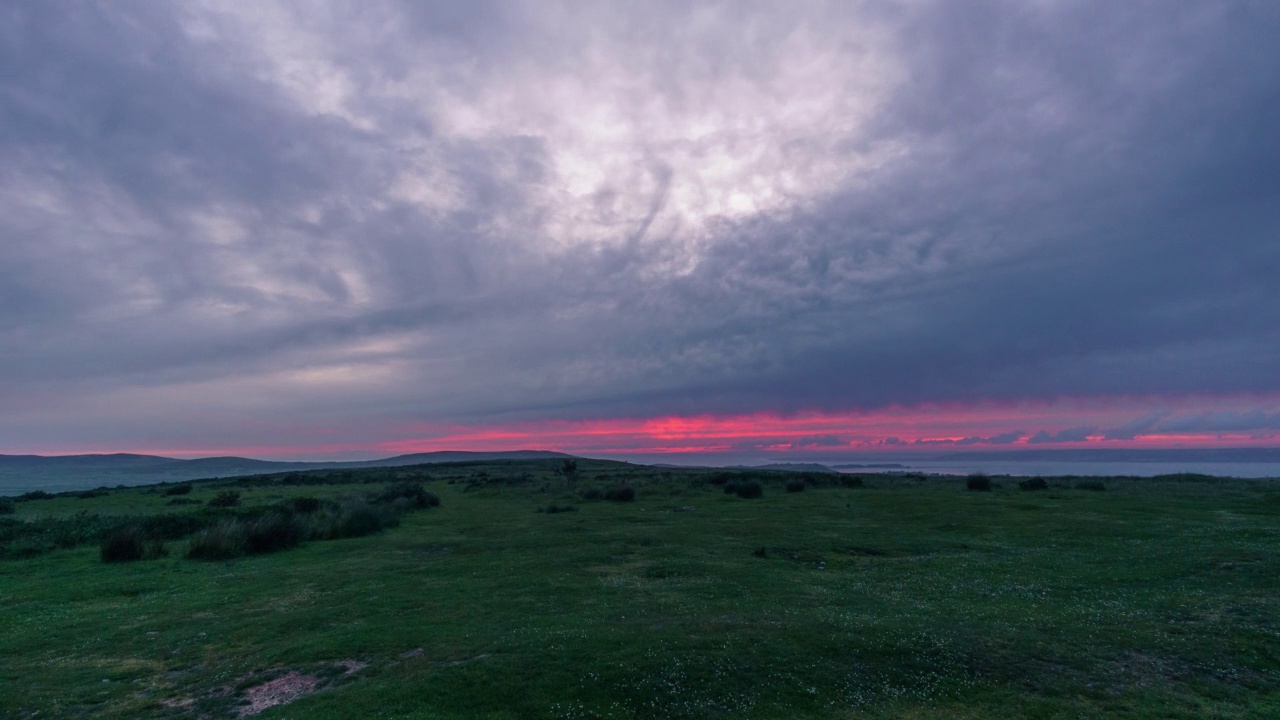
(244, 512, 302, 554)
(604, 485, 636, 502)
(0, 499, 14, 515)
(1019, 477, 1048, 491)
(208, 491, 240, 508)
(164, 484, 193, 496)
(728, 481, 763, 499)
(785, 479, 807, 493)
(77, 489, 108, 499)
(20, 490, 53, 501)
(186, 519, 248, 560)
(538, 504, 577, 514)
(1076, 481, 1107, 491)
(579, 487, 603, 500)
(308, 497, 401, 541)
(752, 546, 769, 558)
(966, 474, 992, 491)
(100, 525, 167, 563)
(374, 482, 440, 509)
(289, 496, 322, 513)
(840, 475, 864, 488)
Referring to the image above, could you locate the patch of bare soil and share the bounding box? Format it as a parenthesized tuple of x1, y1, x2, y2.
(237, 671, 321, 717)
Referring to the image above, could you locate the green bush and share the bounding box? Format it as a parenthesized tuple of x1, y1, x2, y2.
(605, 486, 636, 502)
(20, 490, 53, 501)
(734, 481, 763, 499)
(785, 479, 806, 493)
(290, 496, 322, 513)
(580, 487, 603, 500)
(1019, 477, 1049, 491)
(100, 525, 166, 563)
(1076, 481, 1107, 491)
(164, 484, 193, 496)
(186, 519, 248, 560)
(307, 498, 399, 540)
(244, 512, 302, 554)
(840, 475, 864, 488)
(375, 482, 439, 508)
(208, 490, 240, 508)
(538, 504, 578, 514)
(0, 499, 13, 515)
(966, 474, 992, 491)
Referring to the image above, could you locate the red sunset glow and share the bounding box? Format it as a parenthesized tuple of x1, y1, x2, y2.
(100, 396, 1280, 461)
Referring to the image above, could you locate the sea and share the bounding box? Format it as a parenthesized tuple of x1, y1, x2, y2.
(841, 460, 1280, 479)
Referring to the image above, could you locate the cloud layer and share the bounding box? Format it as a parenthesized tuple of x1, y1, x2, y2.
(2, 1, 1278, 456)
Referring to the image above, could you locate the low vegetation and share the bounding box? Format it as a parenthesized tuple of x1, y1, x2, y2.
(1, 461, 1277, 719)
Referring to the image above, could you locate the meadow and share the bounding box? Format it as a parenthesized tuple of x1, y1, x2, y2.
(2, 460, 1278, 719)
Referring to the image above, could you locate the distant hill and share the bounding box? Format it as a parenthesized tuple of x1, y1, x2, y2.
(0, 450, 573, 496)
(734, 463, 839, 474)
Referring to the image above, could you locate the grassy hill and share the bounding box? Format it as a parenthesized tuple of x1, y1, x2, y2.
(2, 461, 1278, 718)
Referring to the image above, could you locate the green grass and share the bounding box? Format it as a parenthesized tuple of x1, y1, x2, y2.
(2, 463, 1278, 718)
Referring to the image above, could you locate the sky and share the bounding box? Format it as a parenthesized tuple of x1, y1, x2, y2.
(2, 1, 1278, 461)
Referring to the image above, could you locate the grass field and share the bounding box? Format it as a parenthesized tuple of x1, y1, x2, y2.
(2, 461, 1279, 719)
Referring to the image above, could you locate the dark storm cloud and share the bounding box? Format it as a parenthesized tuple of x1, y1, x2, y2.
(1, 1, 1278, 452)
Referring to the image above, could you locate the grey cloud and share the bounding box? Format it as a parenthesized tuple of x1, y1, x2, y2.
(1104, 412, 1168, 441)
(957, 431, 1026, 446)
(1028, 427, 1096, 444)
(1158, 411, 1280, 434)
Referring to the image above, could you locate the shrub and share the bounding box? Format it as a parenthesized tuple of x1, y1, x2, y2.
(186, 519, 248, 560)
(966, 474, 992, 491)
(208, 491, 240, 508)
(840, 475, 864, 488)
(166, 498, 200, 506)
(244, 512, 302, 554)
(785, 479, 806, 493)
(375, 482, 439, 508)
(77, 489, 107, 499)
(1076, 481, 1107, 491)
(164, 484, 193, 496)
(100, 525, 162, 563)
(604, 485, 636, 502)
(306, 498, 398, 540)
(735, 481, 763, 499)
(290, 496, 322, 513)
(538, 504, 578, 514)
(579, 487, 603, 501)
(1019, 477, 1049, 491)
(0, 499, 13, 515)
(20, 490, 53, 501)
(752, 546, 768, 558)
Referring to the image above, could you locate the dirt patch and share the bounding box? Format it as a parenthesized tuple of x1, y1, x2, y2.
(237, 671, 321, 717)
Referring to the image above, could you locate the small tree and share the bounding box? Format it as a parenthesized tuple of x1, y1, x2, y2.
(560, 459, 579, 488)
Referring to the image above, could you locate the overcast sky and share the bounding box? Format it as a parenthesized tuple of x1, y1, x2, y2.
(2, 1, 1278, 459)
